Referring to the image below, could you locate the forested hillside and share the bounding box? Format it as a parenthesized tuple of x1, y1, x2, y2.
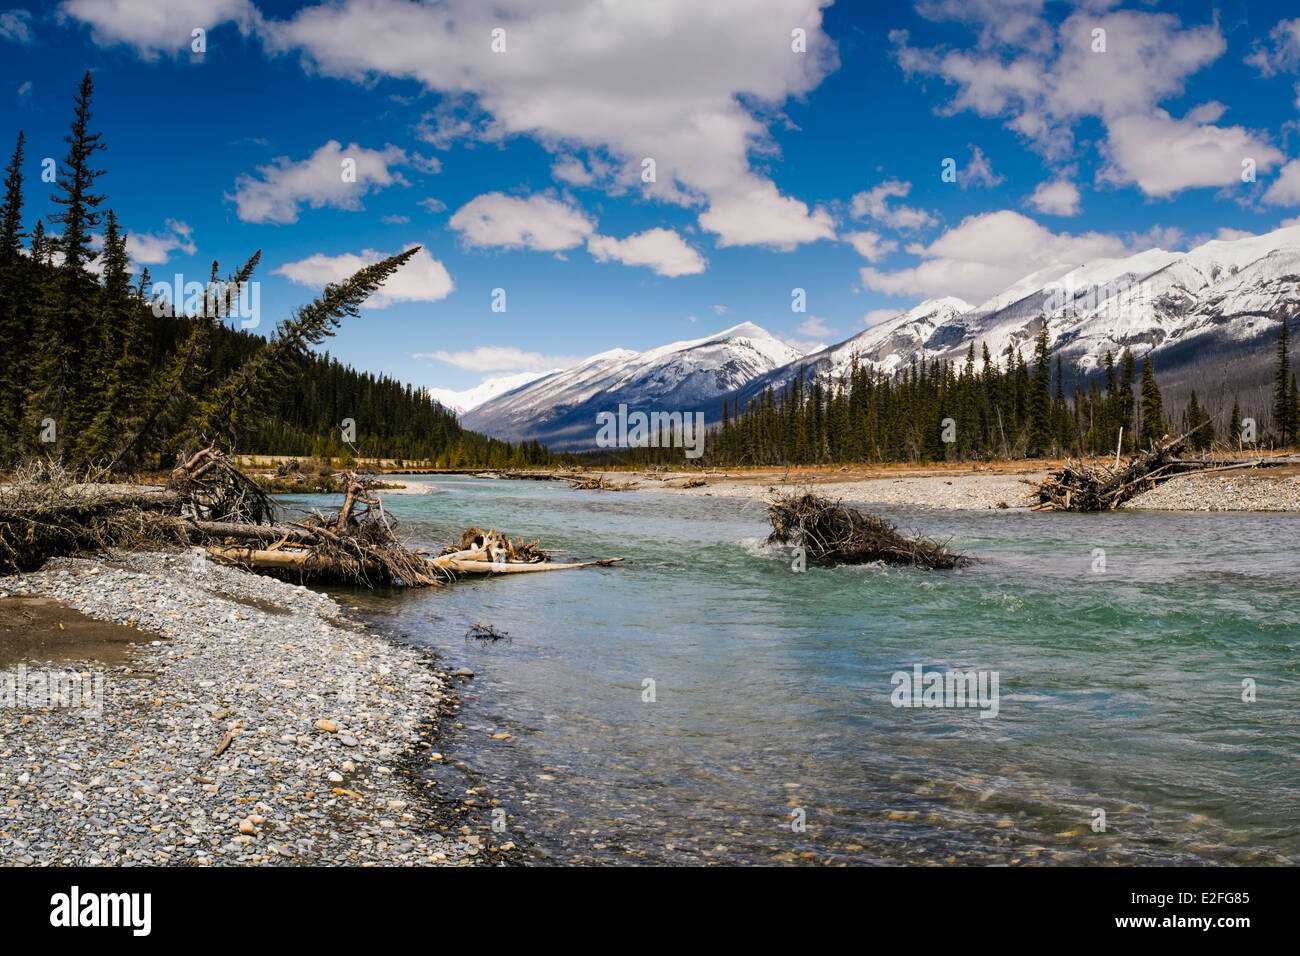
(0, 73, 553, 472)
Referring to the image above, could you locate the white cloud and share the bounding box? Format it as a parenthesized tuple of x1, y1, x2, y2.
(844, 230, 898, 262)
(782, 335, 827, 354)
(418, 197, 446, 214)
(914, 0, 1053, 52)
(255, 0, 839, 250)
(273, 244, 453, 308)
(712, 304, 727, 315)
(1100, 109, 1282, 197)
(859, 209, 1128, 301)
(413, 345, 579, 374)
(893, 8, 1282, 197)
(380, 214, 409, 224)
(449, 192, 594, 252)
(795, 315, 834, 338)
(1028, 179, 1081, 216)
(587, 228, 706, 277)
(59, 0, 258, 57)
(1246, 18, 1300, 76)
(551, 156, 595, 186)
(1263, 160, 1300, 206)
(862, 307, 900, 327)
(0, 9, 33, 43)
(849, 179, 937, 230)
(698, 179, 834, 250)
(1126, 224, 1187, 251)
(228, 140, 421, 224)
(126, 219, 197, 265)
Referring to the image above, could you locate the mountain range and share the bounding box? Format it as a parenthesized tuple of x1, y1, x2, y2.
(447, 224, 1300, 450)
(457, 322, 800, 447)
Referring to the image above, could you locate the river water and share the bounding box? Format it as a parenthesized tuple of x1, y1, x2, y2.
(312, 476, 1299, 865)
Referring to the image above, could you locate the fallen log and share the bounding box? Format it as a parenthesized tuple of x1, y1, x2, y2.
(439, 557, 625, 575)
(205, 544, 444, 587)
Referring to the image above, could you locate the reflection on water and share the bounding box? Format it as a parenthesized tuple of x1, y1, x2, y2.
(307, 477, 1300, 865)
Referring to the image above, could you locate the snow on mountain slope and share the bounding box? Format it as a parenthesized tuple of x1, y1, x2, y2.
(785, 224, 1300, 386)
(460, 322, 803, 448)
(454, 225, 1300, 447)
(428, 370, 558, 415)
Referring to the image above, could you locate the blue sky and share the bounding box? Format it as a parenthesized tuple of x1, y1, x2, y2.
(4, 0, 1300, 396)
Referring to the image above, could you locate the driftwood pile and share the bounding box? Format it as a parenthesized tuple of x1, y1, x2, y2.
(1031, 427, 1268, 512)
(0, 448, 624, 587)
(765, 491, 969, 569)
(0, 459, 189, 574)
(432, 526, 623, 576)
(565, 474, 636, 492)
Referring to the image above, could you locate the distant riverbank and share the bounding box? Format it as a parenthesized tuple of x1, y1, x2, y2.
(439, 462, 1300, 512)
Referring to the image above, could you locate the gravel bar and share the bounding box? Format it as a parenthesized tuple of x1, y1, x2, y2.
(1124, 472, 1300, 511)
(0, 549, 488, 867)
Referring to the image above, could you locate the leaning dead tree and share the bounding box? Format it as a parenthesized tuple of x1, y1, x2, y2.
(1031, 425, 1278, 512)
(765, 491, 969, 569)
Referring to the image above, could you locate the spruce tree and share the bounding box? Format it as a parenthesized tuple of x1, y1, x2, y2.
(0, 131, 26, 444)
(1028, 320, 1052, 455)
(1274, 309, 1294, 446)
(1184, 390, 1213, 450)
(1138, 353, 1165, 447)
(1117, 350, 1136, 451)
(43, 71, 108, 443)
(1290, 373, 1300, 446)
(82, 210, 143, 458)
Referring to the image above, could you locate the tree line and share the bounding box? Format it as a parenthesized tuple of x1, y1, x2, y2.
(699, 310, 1297, 468)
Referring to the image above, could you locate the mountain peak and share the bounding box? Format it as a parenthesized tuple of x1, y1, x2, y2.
(913, 296, 974, 315)
(710, 320, 774, 340)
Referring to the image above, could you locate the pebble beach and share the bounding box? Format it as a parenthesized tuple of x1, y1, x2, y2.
(0, 550, 495, 867)
(603, 466, 1300, 512)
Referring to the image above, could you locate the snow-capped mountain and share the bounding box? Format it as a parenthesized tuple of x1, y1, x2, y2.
(429, 370, 557, 415)
(460, 322, 802, 449)
(731, 224, 1300, 412)
(456, 225, 1300, 447)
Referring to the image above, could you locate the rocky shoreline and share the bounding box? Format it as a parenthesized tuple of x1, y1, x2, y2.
(581, 466, 1300, 512)
(0, 550, 500, 867)
(1122, 471, 1300, 511)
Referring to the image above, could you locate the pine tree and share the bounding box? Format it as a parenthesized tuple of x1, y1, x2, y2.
(1229, 395, 1242, 448)
(1184, 390, 1213, 450)
(1139, 353, 1165, 447)
(1274, 308, 1295, 446)
(1290, 372, 1300, 446)
(1117, 350, 1136, 451)
(82, 210, 143, 458)
(1028, 320, 1052, 456)
(43, 71, 108, 442)
(0, 131, 27, 442)
(188, 248, 419, 451)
